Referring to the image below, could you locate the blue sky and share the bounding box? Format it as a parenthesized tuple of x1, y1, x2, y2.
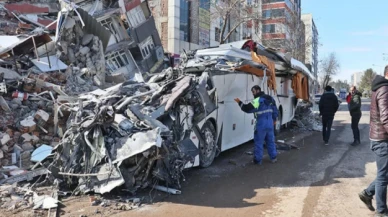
(301, 0, 388, 82)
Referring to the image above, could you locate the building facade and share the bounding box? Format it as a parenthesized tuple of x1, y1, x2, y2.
(150, 0, 255, 65)
(150, 0, 221, 64)
(301, 13, 318, 79)
(239, 0, 262, 43)
(351, 72, 363, 87)
(261, 0, 304, 61)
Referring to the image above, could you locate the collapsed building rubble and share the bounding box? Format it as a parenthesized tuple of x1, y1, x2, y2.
(0, 66, 212, 211)
(48, 70, 213, 194)
(291, 101, 322, 132)
(1, 63, 215, 190)
(0, 0, 178, 212)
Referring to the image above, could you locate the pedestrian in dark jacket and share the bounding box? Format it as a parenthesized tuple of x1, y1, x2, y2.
(349, 86, 362, 146)
(319, 85, 339, 145)
(359, 66, 388, 216)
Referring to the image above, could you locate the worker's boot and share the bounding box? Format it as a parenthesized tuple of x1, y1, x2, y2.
(351, 140, 360, 146)
(375, 212, 388, 217)
(271, 158, 277, 163)
(253, 159, 262, 165)
(358, 190, 375, 211)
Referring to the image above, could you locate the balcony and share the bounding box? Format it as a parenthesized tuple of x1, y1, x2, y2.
(135, 46, 165, 73)
(129, 17, 159, 44)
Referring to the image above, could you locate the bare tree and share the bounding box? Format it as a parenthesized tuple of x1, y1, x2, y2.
(329, 79, 350, 91)
(320, 52, 340, 88)
(210, 0, 261, 44)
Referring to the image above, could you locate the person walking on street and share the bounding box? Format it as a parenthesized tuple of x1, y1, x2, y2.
(349, 86, 362, 146)
(319, 85, 339, 145)
(359, 66, 388, 216)
(234, 85, 278, 165)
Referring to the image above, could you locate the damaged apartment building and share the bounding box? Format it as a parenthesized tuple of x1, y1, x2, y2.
(61, 0, 165, 81)
(0, 0, 164, 79)
(0, 0, 59, 35)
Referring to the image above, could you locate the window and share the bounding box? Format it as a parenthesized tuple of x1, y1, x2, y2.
(215, 27, 220, 42)
(262, 24, 275, 33)
(180, 0, 190, 42)
(255, 24, 259, 34)
(140, 36, 155, 58)
(100, 18, 118, 36)
(262, 9, 285, 19)
(106, 50, 131, 72)
(199, 0, 210, 10)
(262, 0, 292, 9)
(127, 6, 146, 28)
(242, 23, 251, 39)
(262, 10, 271, 18)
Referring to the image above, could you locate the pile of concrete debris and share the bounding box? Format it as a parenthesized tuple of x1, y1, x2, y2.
(291, 101, 322, 132)
(48, 69, 203, 195)
(0, 66, 205, 208)
(0, 184, 59, 212)
(0, 6, 211, 215)
(0, 67, 207, 212)
(0, 2, 58, 36)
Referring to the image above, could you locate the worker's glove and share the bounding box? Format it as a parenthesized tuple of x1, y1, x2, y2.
(234, 98, 241, 103)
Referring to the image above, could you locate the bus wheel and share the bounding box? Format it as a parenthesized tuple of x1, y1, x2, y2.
(199, 120, 217, 168)
(275, 111, 282, 136)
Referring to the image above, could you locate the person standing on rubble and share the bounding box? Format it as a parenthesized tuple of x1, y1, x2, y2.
(234, 85, 278, 165)
(319, 85, 339, 145)
(349, 86, 362, 146)
(358, 66, 388, 216)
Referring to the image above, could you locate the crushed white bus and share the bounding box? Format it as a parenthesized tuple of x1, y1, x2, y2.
(172, 40, 317, 167)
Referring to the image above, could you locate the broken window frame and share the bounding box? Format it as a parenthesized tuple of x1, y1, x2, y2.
(100, 18, 120, 42)
(140, 36, 155, 59)
(215, 27, 220, 42)
(105, 50, 131, 72)
(126, 6, 146, 28)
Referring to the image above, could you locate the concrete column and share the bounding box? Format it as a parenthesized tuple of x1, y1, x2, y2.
(168, 0, 180, 55)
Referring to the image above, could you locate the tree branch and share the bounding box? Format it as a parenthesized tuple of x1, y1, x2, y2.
(221, 19, 246, 44)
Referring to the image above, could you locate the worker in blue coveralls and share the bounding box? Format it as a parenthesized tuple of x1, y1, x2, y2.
(234, 85, 279, 165)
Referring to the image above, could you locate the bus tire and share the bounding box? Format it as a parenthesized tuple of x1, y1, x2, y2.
(275, 110, 282, 136)
(199, 120, 217, 168)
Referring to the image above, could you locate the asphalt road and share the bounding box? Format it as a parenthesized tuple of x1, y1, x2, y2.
(121, 99, 375, 217)
(59, 99, 376, 217)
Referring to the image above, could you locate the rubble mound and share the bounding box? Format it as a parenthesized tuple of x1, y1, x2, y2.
(291, 102, 322, 132)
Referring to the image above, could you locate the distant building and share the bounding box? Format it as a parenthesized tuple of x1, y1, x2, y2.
(351, 72, 363, 87)
(301, 13, 319, 79)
